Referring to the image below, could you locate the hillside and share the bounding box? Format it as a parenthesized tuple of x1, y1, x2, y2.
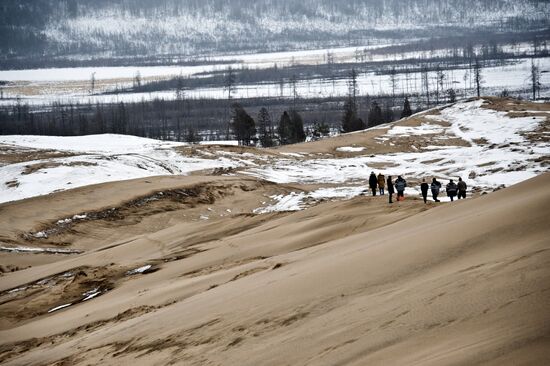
(1, 97, 548, 205)
(0, 166, 549, 365)
(1, 0, 549, 62)
(0, 97, 549, 365)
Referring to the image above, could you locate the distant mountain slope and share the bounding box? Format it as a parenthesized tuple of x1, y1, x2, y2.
(1, 0, 549, 62)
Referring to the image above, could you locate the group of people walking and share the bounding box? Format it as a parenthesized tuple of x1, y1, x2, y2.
(368, 172, 467, 204)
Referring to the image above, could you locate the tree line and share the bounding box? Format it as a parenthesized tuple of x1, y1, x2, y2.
(2, 52, 545, 146)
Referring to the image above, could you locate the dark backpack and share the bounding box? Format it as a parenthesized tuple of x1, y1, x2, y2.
(395, 179, 406, 191)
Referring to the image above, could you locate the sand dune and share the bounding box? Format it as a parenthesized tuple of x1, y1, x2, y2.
(0, 172, 548, 365)
(0, 97, 549, 365)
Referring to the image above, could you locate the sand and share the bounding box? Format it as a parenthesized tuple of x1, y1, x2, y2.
(0, 97, 549, 365)
(0, 171, 548, 365)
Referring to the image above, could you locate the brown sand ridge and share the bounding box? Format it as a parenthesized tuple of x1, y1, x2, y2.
(0, 168, 548, 364)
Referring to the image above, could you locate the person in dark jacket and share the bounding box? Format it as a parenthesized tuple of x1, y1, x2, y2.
(395, 176, 407, 200)
(369, 172, 378, 196)
(377, 173, 386, 195)
(431, 178, 442, 202)
(446, 179, 458, 202)
(387, 176, 395, 203)
(457, 177, 467, 199)
(420, 178, 429, 204)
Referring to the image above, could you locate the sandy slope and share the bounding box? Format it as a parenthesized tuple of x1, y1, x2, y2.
(0, 97, 549, 365)
(0, 172, 548, 365)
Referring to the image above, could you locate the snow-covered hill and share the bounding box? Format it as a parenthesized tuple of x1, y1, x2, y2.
(0, 98, 548, 206)
(2, 0, 549, 60)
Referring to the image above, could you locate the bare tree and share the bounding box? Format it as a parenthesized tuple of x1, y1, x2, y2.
(290, 74, 298, 106)
(473, 58, 483, 97)
(175, 74, 185, 101)
(389, 66, 398, 102)
(224, 67, 236, 101)
(348, 68, 358, 104)
(133, 71, 142, 89)
(224, 67, 237, 139)
(421, 66, 430, 107)
(436, 65, 445, 104)
(90, 72, 96, 94)
(530, 60, 542, 100)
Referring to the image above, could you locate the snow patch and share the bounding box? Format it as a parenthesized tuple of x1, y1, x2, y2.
(336, 147, 366, 152)
(0, 245, 83, 254)
(126, 265, 153, 275)
(47, 303, 72, 313)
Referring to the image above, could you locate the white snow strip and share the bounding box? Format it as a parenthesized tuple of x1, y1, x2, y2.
(279, 152, 304, 157)
(126, 264, 153, 275)
(0, 134, 185, 154)
(386, 124, 445, 136)
(82, 288, 102, 301)
(48, 303, 73, 313)
(255, 186, 368, 213)
(7, 286, 28, 294)
(0, 246, 83, 254)
(336, 147, 366, 152)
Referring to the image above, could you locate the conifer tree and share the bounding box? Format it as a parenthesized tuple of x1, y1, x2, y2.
(368, 101, 384, 127)
(278, 110, 306, 145)
(290, 110, 306, 143)
(278, 111, 293, 145)
(258, 107, 274, 147)
(401, 97, 412, 118)
(231, 103, 256, 146)
(383, 104, 394, 123)
(341, 97, 366, 132)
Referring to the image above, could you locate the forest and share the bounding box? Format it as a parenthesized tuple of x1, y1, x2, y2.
(1, 0, 549, 67)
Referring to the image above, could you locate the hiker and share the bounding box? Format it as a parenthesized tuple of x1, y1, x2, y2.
(431, 178, 442, 202)
(446, 179, 458, 202)
(395, 176, 407, 200)
(420, 179, 429, 204)
(377, 173, 386, 195)
(369, 172, 378, 196)
(387, 176, 395, 204)
(457, 177, 467, 199)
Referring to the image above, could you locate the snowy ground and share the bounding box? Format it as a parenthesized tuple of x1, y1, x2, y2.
(0, 99, 548, 209)
(0, 135, 246, 203)
(1, 53, 548, 106)
(245, 99, 549, 209)
(0, 44, 394, 83)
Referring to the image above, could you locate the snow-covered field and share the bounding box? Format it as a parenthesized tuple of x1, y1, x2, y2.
(0, 135, 245, 203)
(0, 44, 394, 83)
(245, 99, 549, 206)
(0, 99, 548, 208)
(1, 50, 548, 105)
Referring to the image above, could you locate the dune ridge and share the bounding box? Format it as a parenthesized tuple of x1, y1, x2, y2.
(0, 173, 548, 365)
